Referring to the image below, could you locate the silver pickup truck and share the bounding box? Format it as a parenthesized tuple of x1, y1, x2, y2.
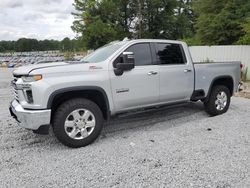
(9, 39, 241, 148)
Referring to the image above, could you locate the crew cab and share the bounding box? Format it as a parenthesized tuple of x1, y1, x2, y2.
(9, 39, 241, 148)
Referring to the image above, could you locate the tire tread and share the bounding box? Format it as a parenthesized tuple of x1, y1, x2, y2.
(204, 85, 231, 116)
(52, 98, 103, 148)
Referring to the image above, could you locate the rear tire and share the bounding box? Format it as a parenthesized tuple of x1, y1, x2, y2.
(204, 85, 231, 116)
(52, 98, 104, 148)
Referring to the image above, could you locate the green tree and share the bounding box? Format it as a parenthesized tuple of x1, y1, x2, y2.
(237, 17, 250, 44)
(15, 38, 39, 52)
(193, 0, 250, 45)
(138, 0, 194, 39)
(72, 0, 132, 49)
(174, 0, 195, 39)
(72, 0, 195, 49)
(0, 41, 15, 52)
(0, 38, 82, 52)
(38, 40, 60, 51)
(134, 0, 177, 39)
(61, 37, 73, 51)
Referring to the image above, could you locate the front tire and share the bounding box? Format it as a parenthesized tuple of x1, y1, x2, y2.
(53, 98, 104, 148)
(204, 85, 231, 116)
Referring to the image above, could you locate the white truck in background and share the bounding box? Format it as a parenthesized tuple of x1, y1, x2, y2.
(9, 39, 241, 148)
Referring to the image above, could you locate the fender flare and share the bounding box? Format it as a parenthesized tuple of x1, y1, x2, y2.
(206, 75, 234, 99)
(47, 86, 110, 117)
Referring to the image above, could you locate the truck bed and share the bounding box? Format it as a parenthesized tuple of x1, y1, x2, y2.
(194, 61, 241, 96)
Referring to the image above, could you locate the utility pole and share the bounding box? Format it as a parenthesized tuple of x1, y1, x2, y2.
(138, 0, 142, 39)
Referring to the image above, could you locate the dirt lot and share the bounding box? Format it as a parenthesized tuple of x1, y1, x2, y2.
(0, 68, 250, 188)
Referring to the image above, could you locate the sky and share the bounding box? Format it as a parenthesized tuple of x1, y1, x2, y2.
(0, 0, 76, 41)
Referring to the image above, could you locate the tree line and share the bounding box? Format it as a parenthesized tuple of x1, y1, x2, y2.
(0, 37, 85, 53)
(1, 0, 250, 52)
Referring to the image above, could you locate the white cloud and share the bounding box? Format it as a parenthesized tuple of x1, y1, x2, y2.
(0, 0, 75, 40)
(0, 0, 23, 9)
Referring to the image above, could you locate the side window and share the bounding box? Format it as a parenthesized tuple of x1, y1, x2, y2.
(126, 43, 152, 66)
(156, 43, 185, 65)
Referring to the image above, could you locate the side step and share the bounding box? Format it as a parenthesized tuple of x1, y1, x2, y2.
(191, 89, 205, 101)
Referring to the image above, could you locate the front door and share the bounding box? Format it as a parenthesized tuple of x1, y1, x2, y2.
(110, 43, 160, 112)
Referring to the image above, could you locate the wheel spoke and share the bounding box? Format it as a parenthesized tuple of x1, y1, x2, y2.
(217, 94, 222, 99)
(65, 120, 74, 128)
(82, 110, 91, 121)
(72, 110, 81, 120)
(85, 120, 95, 128)
(80, 128, 88, 137)
(69, 128, 79, 138)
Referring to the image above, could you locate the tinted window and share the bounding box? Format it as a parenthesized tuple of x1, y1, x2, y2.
(157, 43, 185, 65)
(126, 43, 152, 66)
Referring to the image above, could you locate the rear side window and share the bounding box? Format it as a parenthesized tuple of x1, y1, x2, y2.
(156, 43, 185, 65)
(126, 43, 152, 66)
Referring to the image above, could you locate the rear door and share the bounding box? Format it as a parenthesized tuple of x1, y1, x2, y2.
(155, 43, 194, 102)
(110, 43, 160, 111)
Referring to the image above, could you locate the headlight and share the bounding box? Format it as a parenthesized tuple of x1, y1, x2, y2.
(22, 75, 42, 82)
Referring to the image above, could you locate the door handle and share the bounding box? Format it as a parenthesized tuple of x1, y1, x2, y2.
(184, 69, 192, 73)
(148, 71, 158, 75)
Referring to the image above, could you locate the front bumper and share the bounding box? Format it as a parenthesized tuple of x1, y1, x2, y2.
(9, 100, 51, 130)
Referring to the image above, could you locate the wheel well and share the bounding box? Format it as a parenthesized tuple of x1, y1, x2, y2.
(50, 90, 110, 121)
(211, 77, 234, 96)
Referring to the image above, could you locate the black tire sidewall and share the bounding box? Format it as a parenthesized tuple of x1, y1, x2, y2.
(53, 98, 103, 148)
(205, 85, 231, 116)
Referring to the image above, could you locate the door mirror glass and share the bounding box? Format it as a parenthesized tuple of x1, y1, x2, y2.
(122, 52, 135, 64)
(116, 52, 135, 71)
(114, 52, 135, 76)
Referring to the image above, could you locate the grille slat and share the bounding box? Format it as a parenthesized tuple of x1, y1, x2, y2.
(11, 77, 19, 102)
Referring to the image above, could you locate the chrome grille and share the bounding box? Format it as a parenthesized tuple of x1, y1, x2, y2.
(11, 77, 19, 102)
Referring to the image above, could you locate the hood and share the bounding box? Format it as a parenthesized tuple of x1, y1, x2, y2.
(13, 62, 78, 76)
(13, 61, 106, 76)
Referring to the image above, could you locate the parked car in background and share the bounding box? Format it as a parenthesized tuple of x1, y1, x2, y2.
(7, 63, 16, 68)
(0, 51, 66, 67)
(31, 60, 53, 64)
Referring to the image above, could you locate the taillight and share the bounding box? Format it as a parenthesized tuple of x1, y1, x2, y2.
(240, 63, 243, 70)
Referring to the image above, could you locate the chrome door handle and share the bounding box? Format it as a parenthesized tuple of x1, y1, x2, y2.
(184, 69, 192, 73)
(148, 71, 158, 75)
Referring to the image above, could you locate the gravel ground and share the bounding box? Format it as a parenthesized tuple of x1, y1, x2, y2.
(235, 81, 250, 99)
(0, 68, 250, 188)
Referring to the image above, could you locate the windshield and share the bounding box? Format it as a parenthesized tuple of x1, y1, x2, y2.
(82, 42, 124, 63)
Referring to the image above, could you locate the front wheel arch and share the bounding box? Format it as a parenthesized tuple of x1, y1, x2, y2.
(48, 86, 111, 121)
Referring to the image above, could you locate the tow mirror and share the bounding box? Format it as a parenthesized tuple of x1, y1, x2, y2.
(114, 52, 135, 76)
(116, 52, 135, 71)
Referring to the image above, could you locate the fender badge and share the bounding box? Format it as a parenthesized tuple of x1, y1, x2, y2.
(116, 88, 129, 93)
(89, 66, 103, 70)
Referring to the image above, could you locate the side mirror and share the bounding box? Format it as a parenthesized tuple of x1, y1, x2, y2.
(114, 52, 135, 76)
(116, 52, 135, 71)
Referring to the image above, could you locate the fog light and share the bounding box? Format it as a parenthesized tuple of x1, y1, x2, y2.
(24, 89, 33, 103)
